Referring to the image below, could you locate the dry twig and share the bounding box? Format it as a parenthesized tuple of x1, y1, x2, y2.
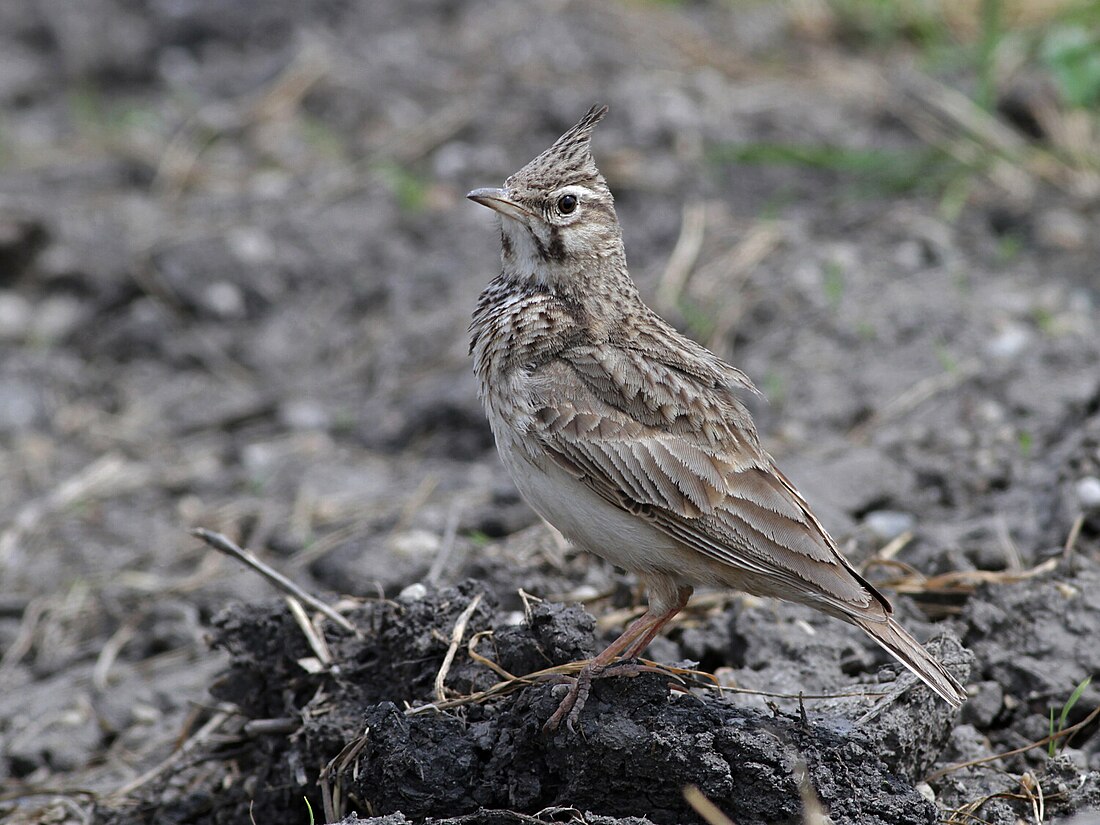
(191, 528, 356, 634)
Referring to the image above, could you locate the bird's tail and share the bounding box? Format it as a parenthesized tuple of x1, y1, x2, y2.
(851, 615, 967, 708)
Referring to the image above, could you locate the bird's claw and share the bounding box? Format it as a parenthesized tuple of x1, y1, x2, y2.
(542, 659, 662, 733)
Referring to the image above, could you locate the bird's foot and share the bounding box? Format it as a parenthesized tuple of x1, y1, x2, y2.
(542, 659, 664, 733)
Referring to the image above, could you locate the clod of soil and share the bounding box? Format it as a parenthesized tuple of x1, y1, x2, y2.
(96, 582, 972, 825)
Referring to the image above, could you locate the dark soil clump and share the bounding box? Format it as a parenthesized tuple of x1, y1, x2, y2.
(97, 585, 969, 825)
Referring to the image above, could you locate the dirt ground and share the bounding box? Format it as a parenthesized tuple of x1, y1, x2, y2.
(1, 1, 1099, 824)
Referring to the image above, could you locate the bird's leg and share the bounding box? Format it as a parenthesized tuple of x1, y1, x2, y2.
(544, 583, 691, 732)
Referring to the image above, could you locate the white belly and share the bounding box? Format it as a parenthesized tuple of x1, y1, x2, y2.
(493, 423, 687, 577)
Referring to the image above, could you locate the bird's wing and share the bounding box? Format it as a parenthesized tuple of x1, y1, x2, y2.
(527, 341, 890, 619)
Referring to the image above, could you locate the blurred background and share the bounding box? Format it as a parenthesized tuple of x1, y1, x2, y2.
(1, 0, 1099, 818)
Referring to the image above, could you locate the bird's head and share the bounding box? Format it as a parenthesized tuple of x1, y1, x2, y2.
(468, 105, 627, 297)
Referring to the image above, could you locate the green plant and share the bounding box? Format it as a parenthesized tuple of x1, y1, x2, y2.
(823, 0, 950, 52)
(1032, 305, 1056, 335)
(996, 232, 1023, 263)
(761, 370, 787, 405)
(1048, 675, 1092, 756)
(976, 0, 1004, 111)
(709, 142, 968, 197)
(299, 114, 347, 159)
(465, 529, 492, 547)
(675, 295, 718, 344)
(817, 0, 1100, 145)
(822, 260, 846, 310)
(1017, 429, 1033, 458)
(1041, 24, 1100, 109)
(934, 341, 958, 373)
(375, 161, 430, 212)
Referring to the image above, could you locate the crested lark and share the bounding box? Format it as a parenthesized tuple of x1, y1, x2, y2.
(467, 105, 966, 731)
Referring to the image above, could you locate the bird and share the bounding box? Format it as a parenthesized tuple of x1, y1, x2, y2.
(466, 104, 966, 731)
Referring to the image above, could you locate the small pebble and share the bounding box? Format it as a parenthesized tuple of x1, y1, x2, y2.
(37, 244, 81, 280)
(201, 281, 246, 319)
(279, 399, 330, 431)
(241, 441, 281, 475)
(131, 703, 162, 725)
(390, 530, 441, 559)
(1076, 477, 1100, 511)
(961, 680, 1004, 728)
(893, 239, 925, 271)
(227, 227, 276, 265)
(0, 380, 42, 432)
(985, 323, 1032, 360)
(398, 582, 427, 601)
(864, 510, 915, 542)
(824, 242, 860, 271)
(31, 295, 84, 343)
(974, 399, 1005, 424)
(249, 170, 292, 200)
(564, 584, 600, 601)
(0, 291, 31, 340)
(970, 542, 1011, 572)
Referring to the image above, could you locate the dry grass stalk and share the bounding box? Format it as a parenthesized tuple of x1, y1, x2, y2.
(427, 503, 462, 585)
(890, 67, 1098, 200)
(927, 702, 1100, 783)
(705, 222, 784, 352)
(683, 785, 736, 825)
(850, 357, 983, 442)
(433, 593, 484, 704)
(106, 705, 238, 800)
(883, 557, 1059, 598)
(153, 41, 330, 197)
(286, 596, 334, 666)
(92, 615, 142, 691)
(792, 755, 829, 825)
(467, 630, 520, 682)
(319, 725, 373, 822)
(657, 201, 708, 311)
(0, 454, 151, 571)
(1063, 512, 1085, 563)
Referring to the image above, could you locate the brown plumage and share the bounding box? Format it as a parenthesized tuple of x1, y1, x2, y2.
(467, 105, 966, 731)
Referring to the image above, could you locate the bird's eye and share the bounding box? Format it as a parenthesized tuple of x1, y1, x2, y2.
(557, 194, 578, 214)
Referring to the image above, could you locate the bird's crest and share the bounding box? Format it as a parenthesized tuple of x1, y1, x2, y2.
(509, 104, 609, 190)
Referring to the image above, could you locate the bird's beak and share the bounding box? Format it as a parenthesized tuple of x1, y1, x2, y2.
(466, 188, 533, 224)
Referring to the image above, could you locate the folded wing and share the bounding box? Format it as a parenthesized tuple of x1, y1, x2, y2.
(529, 344, 891, 621)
